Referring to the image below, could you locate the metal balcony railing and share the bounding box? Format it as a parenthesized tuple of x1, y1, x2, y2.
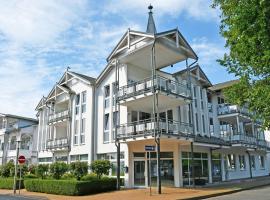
(117, 75, 191, 102)
(47, 138, 69, 149)
(116, 118, 193, 139)
(48, 110, 69, 123)
(221, 134, 268, 148)
(217, 104, 253, 117)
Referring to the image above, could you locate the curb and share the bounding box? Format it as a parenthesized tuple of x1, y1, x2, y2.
(182, 182, 270, 200)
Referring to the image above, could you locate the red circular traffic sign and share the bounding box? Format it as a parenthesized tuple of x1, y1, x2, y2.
(18, 155, 26, 164)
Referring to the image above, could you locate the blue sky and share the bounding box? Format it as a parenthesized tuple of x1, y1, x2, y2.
(0, 0, 236, 117)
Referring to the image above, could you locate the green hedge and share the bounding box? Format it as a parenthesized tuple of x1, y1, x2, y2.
(0, 178, 24, 189)
(24, 177, 117, 196)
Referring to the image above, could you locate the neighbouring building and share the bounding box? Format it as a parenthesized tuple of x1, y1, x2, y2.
(0, 113, 38, 165)
(32, 5, 270, 188)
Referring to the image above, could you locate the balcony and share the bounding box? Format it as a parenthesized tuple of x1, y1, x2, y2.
(221, 134, 269, 148)
(48, 110, 69, 124)
(117, 76, 191, 112)
(116, 118, 193, 140)
(47, 138, 69, 150)
(217, 104, 252, 118)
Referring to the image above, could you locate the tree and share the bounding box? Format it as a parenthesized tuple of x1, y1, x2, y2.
(70, 161, 88, 180)
(50, 162, 69, 179)
(36, 164, 49, 179)
(90, 160, 111, 179)
(212, 0, 270, 127)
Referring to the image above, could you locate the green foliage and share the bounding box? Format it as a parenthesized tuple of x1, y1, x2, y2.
(81, 173, 98, 181)
(24, 178, 117, 195)
(90, 160, 111, 179)
(49, 162, 69, 180)
(70, 161, 88, 180)
(212, 0, 270, 127)
(11, 164, 28, 177)
(24, 173, 38, 179)
(36, 164, 49, 179)
(28, 164, 37, 175)
(0, 161, 14, 177)
(61, 173, 76, 180)
(0, 178, 24, 189)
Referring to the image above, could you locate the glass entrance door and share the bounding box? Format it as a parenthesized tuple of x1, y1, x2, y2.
(134, 160, 145, 186)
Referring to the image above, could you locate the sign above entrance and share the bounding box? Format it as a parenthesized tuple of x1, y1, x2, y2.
(145, 145, 155, 151)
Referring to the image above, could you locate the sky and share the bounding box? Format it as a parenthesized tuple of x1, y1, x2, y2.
(0, 0, 236, 118)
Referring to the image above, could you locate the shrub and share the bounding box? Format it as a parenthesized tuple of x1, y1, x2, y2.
(11, 164, 28, 177)
(81, 173, 97, 181)
(0, 161, 14, 177)
(50, 162, 69, 179)
(0, 178, 24, 189)
(61, 173, 76, 180)
(24, 174, 38, 179)
(25, 178, 117, 195)
(28, 164, 37, 175)
(90, 160, 111, 179)
(70, 161, 88, 180)
(36, 164, 49, 179)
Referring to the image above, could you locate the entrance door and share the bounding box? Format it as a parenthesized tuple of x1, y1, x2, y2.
(134, 161, 145, 186)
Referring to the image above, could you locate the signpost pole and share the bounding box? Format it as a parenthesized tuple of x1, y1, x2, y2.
(149, 151, 151, 196)
(19, 165, 22, 194)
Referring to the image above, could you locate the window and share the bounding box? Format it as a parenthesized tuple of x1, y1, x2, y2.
(200, 88, 203, 99)
(259, 155, 265, 168)
(74, 120, 79, 145)
(113, 111, 118, 128)
(201, 101, 204, 109)
(217, 97, 225, 104)
(104, 114, 110, 143)
(75, 94, 80, 115)
(81, 91, 86, 113)
(250, 155, 255, 169)
(105, 85, 110, 97)
(195, 113, 199, 132)
(80, 118, 86, 144)
(202, 115, 205, 133)
(193, 86, 197, 108)
(239, 155, 246, 170)
(227, 154, 236, 170)
(209, 118, 214, 135)
(131, 111, 138, 122)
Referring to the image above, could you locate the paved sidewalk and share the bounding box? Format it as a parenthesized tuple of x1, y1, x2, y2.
(0, 176, 269, 200)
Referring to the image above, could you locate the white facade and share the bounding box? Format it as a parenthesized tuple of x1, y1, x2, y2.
(36, 71, 95, 165)
(0, 114, 38, 165)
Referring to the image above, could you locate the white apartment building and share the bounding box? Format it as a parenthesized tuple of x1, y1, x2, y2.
(35, 70, 95, 164)
(0, 114, 38, 165)
(35, 6, 269, 188)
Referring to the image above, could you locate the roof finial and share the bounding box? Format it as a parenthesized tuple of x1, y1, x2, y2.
(66, 66, 70, 71)
(146, 4, 157, 34)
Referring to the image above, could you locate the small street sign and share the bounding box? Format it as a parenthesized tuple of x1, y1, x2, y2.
(18, 155, 26, 164)
(145, 145, 155, 151)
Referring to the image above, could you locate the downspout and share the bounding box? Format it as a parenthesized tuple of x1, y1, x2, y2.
(91, 84, 96, 163)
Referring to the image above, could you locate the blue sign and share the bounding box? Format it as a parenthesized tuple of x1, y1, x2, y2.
(145, 145, 155, 151)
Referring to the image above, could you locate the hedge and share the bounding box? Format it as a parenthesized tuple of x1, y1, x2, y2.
(0, 178, 24, 189)
(24, 177, 117, 196)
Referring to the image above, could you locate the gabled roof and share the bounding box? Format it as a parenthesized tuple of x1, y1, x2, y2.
(174, 64, 212, 86)
(68, 71, 96, 84)
(208, 79, 239, 91)
(35, 96, 47, 111)
(0, 113, 37, 122)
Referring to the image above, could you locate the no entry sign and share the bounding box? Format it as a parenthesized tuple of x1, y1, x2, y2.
(18, 155, 26, 164)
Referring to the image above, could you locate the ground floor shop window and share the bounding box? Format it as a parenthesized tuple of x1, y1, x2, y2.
(227, 154, 236, 170)
(182, 152, 208, 186)
(239, 155, 246, 170)
(259, 155, 265, 169)
(133, 152, 174, 187)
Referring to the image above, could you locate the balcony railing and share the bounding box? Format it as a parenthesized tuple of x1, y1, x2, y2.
(49, 110, 69, 123)
(47, 138, 69, 149)
(117, 75, 191, 102)
(116, 118, 193, 139)
(217, 104, 252, 117)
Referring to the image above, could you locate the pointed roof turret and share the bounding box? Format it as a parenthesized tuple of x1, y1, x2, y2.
(146, 4, 157, 34)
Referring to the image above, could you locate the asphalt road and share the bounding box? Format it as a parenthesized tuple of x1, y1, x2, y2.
(206, 185, 270, 200)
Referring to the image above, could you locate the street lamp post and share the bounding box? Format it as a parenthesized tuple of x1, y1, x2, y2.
(13, 139, 21, 195)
